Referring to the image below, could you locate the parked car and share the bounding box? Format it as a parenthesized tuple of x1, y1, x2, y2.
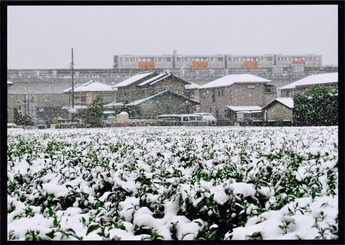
(157, 114, 204, 126)
(7, 123, 18, 128)
(194, 113, 217, 125)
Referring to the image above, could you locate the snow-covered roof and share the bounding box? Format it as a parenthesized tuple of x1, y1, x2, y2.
(103, 101, 125, 108)
(202, 74, 270, 89)
(185, 82, 202, 90)
(280, 72, 338, 90)
(262, 97, 294, 110)
(62, 105, 88, 110)
(64, 81, 114, 93)
(126, 90, 199, 106)
(227, 105, 262, 113)
(112, 72, 154, 88)
(138, 73, 169, 86)
(103, 111, 115, 114)
(7, 80, 13, 85)
(8, 81, 72, 95)
(275, 97, 294, 109)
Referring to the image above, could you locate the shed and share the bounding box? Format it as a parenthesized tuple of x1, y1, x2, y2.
(262, 97, 294, 122)
(226, 105, 263, 123)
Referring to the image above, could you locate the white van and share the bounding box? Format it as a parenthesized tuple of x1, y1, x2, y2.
(157, 114, 203, 125)
(194, 113, 217, 125)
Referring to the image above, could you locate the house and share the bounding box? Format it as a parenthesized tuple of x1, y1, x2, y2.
(262, 97, 294, 122)
(185, 82, 202, 102)
(7, 81, 71, 123)
(63, 80, 114, 109)
(111, 72, 191, 103)
(105, 72, 197, 119)
(198, 74, 277, 121)
(280, 72, 338, 97)
(125, 90, 199, 118)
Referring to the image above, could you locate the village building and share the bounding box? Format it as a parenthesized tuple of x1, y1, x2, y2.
(63, 80, 114, 111)
(7, 81, 71, 123)
(125, 90, 199, 118)
(280, 72, 338, 97)
(197, 74, 277, 122)
(111, 72, 190, 101)
(226, 106, 263, 124)
(105, 72, 199, 118)
(262, 97, 294, 122)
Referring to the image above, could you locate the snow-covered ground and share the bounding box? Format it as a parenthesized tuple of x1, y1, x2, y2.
(7, 126, 338, 240)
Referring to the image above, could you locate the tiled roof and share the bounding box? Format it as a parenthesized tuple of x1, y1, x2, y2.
(126, 90, 199, 106)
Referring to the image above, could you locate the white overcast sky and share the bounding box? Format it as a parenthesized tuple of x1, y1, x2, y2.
(7, 4, 338, 69)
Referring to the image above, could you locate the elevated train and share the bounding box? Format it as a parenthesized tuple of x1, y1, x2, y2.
(113, 53, 322, 69)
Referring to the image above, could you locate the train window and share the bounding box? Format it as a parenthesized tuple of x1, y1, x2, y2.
(218, 57, 223, 61)
(167, 57, 171, 61)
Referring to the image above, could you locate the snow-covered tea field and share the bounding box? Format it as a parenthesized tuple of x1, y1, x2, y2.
(7, 126, 338, 240)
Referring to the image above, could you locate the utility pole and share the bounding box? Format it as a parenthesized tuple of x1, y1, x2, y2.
(71, 48, 74, 109)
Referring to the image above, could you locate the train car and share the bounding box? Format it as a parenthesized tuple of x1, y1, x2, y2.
(275, 54, 322, 68)
(114, 54, 173, 69)
(173, 54, 225, 69)
(114, 53, 322, 69)
(226, 54, 275, 69)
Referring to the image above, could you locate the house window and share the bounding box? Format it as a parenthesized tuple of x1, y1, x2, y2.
(81, 96, 86, 102)
(212, 90, 216, 102)
(265, 85, 276, 94)
(210, 107, 212, 113)
(201, 90, 207, 98)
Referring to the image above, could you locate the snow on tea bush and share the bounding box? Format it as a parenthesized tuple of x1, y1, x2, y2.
(7, 126, 338, 240)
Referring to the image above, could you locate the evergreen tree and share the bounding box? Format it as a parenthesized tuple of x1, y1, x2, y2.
(82, 97, 105, 126)
(13, 108, 22, 125)
(293, 86, 338, 126)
